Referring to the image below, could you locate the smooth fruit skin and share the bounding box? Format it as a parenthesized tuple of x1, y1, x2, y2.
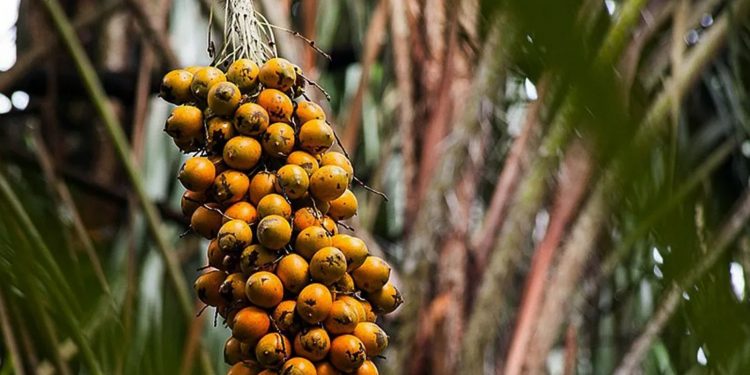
(259, 57, 297, 92)
(332, 234, 369, 271)
(217, 219, 253, 253)
(280, 357, 316, 375)
(223, 136, 262, 170)
(232, 306, 271, 342)
(274, 164, 309, 200)
(352, 256, 391, 293)
(294, 226, 332, 260)
(227, 58, 260, 93)
(257, 194, 292, 219)
(223, 201, 258, 224)
(353, 322, 389, 356)
(286, 151, 319, 176)
(257, 89, 293, 123)
(227, 361, 263, 375)
(329, 335, 367, 372)
(293, 327, 331, 362)
(194, 269, 225, 306)
(191, 66, 226, 100)
(160, 69, 194, 104)
(355, 360, 379, 375)
(165, 105, 203, 140)
(365, 282, 403, 315)
(224, 336, 245, 365)
(309, 165, 349, 201)
(178, 157, 216, 192)
(256, 215, 293, 250)
(328, 189, 358, 220)
(245, 271, 284, 308)
(207, 81, 241, 116)
(249, 172, 278, 205)
(191, 203, 223, 239)
(298, 120, 335, 154)
(337, 296, 367, 323)
(296, 283, 333, 324)
(295, 101, 326, 124)
(315, 362, 343, 375)
(324, 300, 359, 335)
(235, 102, 271, 136)
(292, 207, 323, 232)
(320, 151, 354, 182)
(276, 254, 310, 293)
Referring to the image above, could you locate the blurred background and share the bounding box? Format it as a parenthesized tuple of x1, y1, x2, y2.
(2, 0, 750, 374)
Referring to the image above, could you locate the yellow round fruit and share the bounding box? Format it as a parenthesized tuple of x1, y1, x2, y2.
(259, 57, 297, 92)
(257, 89, 293, 123)
(223, 201, 258, 224)
(296, 283, 333, 324)
(309, 165, 349, 201)
(328, 189, 358, 220)
(365, 282, 403, 315)
(257, 194, 292, 219)
(331, 234, 369, 271)
(227, 58, 260, 93)
(191, 203, 223, 239)
(255, 333, 292, 369)
(286, 151, 319, 176)
(280, 357, 316, 375)
(160, 69, 194, 104)
(191, 66, 226, 100)
(276, 253, 310, 293)
(309, 247, 347, 284)
(294, 226, 332, 260)
(206, 117, 236, 151)
(353, 322, 388, 356)
(329, 335, 366, 372)
(217, 219, 253, 253)
(330, 272, 356, 294)
(223, 136, 262, 171)
(324, 300, 358, 335)
(319, 151, 354, 182)
(272, 300, 302, 335)
(165, 105, 203, 141)
(194, 269, 225, 306)
(295, 101, 326, 124)
(293, 327, 331, 362)
(220, 272, 248, 303)
(207, 81, 241, 116)
(235, 102, 271, 136)
(256, 215, 292, 250)
(240, 244, 279, 274)
(274, 164, 309, 200)
(298, 120, 335, 154)
(352, 256, 391, 293)
(213, 170, 250, 205)
(178, 157, 216, 192)
(245, 271, 284, 308)
(262, 123, 296, 157)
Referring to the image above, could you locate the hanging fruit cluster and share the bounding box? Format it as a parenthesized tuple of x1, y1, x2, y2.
(159, 55, 402, 375)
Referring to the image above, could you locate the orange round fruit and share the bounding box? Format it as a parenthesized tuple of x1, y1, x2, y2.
(255, 333, 292, 369)
(309, 247, 347, 285)
(240, 244, 279, 274)
(220, 272, 248, 303)
(217, 219, 253, 253)
(181, 190, 206, 218)
(257, 89, 293, 123)
(272, 300, 302, 335)
(256, 215, 292, 250)
(224, 336, 244, 365)
(191, 203, 223, 239)
(262, 123, 296, 157)
(178, 157, 216, 192)
(293, 327, 331, 362)
(194, 269, 225, 306)
(298, 120, 334, 154)
(330, 272, 356, 294)
(352, 256, 391, 293)
(184, 66, 202, 75)
(315, 362, 342, 375)
(309, 165, 349, 201)
(337, 296, 367, 323)
(355, 360, 379, 375)
(286, 151, 319, 176)
(319, 152, 354, 182)
(364, 282, 403, 315)
(274, 165, 309, 200)
(360, 301, 377, 322)
(296, 283, 333, 324)
(206, 117, 236, 151)
(280, 357, 316, 375)
(329, 335, 366, 372)
(328, 189, 358, 220)
(208, 81, 241, 116)
(191, 66, 226, 100)
(223, 201, 258, 224)
(249, 172, 278, 205)
(276, 253, 310, 293)
(232, 306, 271, 343)
(294, 226, 332, 260)
(324, 300, 358, 335)
(331, 234, 369, 271)
(227, 361, 262, 375)
(160, 69, 194, 104)
(227, 58, 260, 93)
(213, 170, 250, 205)
(321, 216, 339, 235)
(223, 136, 262, 170)
(353, 322, 388, 356)
(245, 271, 284, 308)
(292, 207, 322, 232)
(206, 239, 225, 269)
(165, 105, 203, 141)
(235, 102, 271, 136)
(257, 194, 292, 219)
(295, 101, 326, 124)
(259, 58, 297, 92)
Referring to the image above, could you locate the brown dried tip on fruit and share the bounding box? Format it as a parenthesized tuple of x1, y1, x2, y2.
(208, 81, 242, 116)
(295, 101, 326, 124)
(191, 203, 223, 239)
(276, 254, 310, 294)
(206, 117, 236, 152)
(245, 270, 284, 308)
(329, 335, 367, 372)
(324, 300, 359, 335)
(223, 136, 262, 171)
(365, 282, 403, 315)
(296, 283, 333, 324)
(353, 322, 389, 357)
(290, 64, 306, 98)
(226, 58, 260, 93)
(257, 194, 292, 220)
(220, 272, 249, 303)
(309, 247, 347, 285)
(194, 269, 225, 307)
(274, 164, 309, 200)
(232, 306, 271, 343)
(217, 219, 253, 253)
(235, 102, 271, 136)
(286, 151, 319, 176)
(298, 120, 335, 154)
(257, 88, 294, 123)
(223, 201, 258, 225)
(178, 157, 216, 192)
(213, 170, 250, 206)
(227, 361, 263, 375)
(272, 300, 302, 335)
(294, 226, 332, 260)
(256, 214, 293, 250)
(240, 244, 278, 274)
(160, 69, 194, 104)
(259, 57, 297, 92)
(280, 357, 316, 375)
(262, 123, 296, 158)
(255, 333, 293, 369)
(181, 190, 206, 218)
(331, 234, 369, 271)
(352, 256, 391, 293)
(293, 327, 331, 362)
(328, 189, 358, 221)
(249, 171, 278, 206)
(309, 165, 349, 202)
(191, 66, 226, 100)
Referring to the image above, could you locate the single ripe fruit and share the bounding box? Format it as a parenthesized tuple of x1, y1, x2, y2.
(309, 165, 349, 201)
(227, 361, 262, 375)
(365, 282, 403, 315)
(165, 105, 202, 141)
(295, 101, 326, 124)
(320, 151, 354, 182)
(206, 239, 225, 269)
(226, 58, 260, 93)
(257, 194, 292, 219)
(178, 157, 216, 192)
(331, 272, 356, 294)
(240, 244, 278, 274)
(223, 201, 258, 224)
(353, 322, 388, 356)
(223, 336, 244, 365)
(213, 170, 250, 205)
(338, 296, 367, 323)
(310, 247, 347, 284)
(257, 89, 293, 123)
(324, 300, 359, 335)
(286, 151, 319, 176)
(232, 306, 271, 343)
(160, 69, 194, 104)
(356, 361, 379, 375)
(256, 215, 292, 250)
(255, 333, 292, 369)
(235, 102, 270, 136)
(292, 207, 323, 232)
(328, 189, 358, 220)
(293, 327, 331, 362)
(276, 254, 310, 293)
(191, 66, 226, 100)
(316, 362, 343, 375)
(223, 136, 262, 170)
(298, 120, 335, 154)
(181, 190, 206, 218)
(281, 357, 316, 375)
(207, 81, 241, 116)
(259, 57, 297, 92)
(272, 300, 302, 335)
(295, 226, 332, 260)
(206, 117, 235, 151)
(332, 234, 369, 271)
(217, 219, 253, 252)
(329, 335, 366, 372)
(194, 269, 225, 306)
(361, 301, 377, 322)
(274, 164, 309, 200)
(191, 203, 223, 239)
(352, 256, 391, 292)
(245, 271, 284, 308)
(262, 123, 296, 157)
(220, 272, 248, 303)
(296, 283, 333, 324)
(249, 172, 278, 205)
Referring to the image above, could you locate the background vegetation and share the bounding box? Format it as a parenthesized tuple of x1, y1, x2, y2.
(1, 0, 750, 373)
